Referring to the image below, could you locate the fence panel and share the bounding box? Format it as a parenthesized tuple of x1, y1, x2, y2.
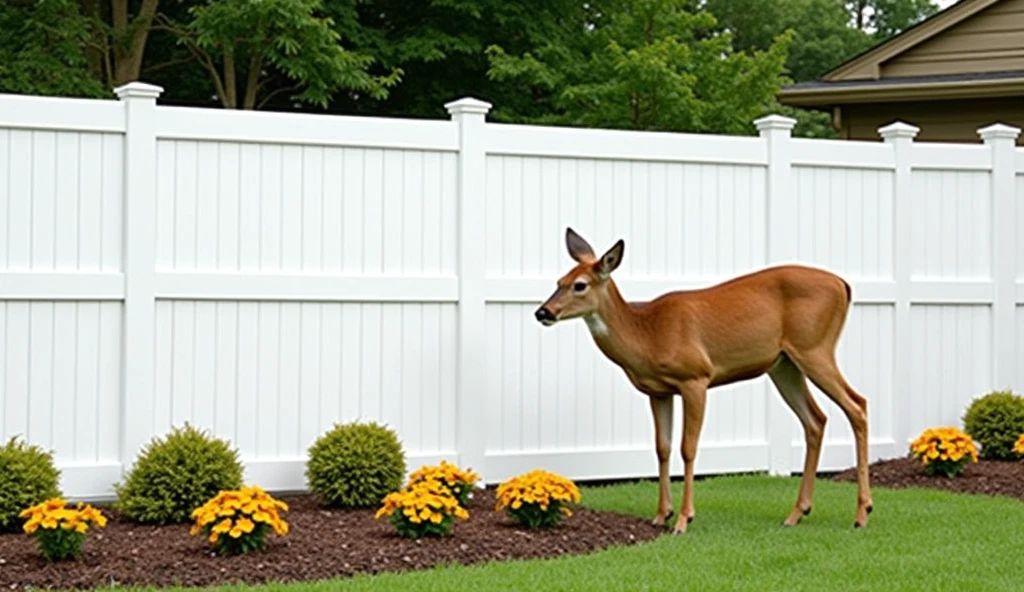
(0, 85, 1021, 499)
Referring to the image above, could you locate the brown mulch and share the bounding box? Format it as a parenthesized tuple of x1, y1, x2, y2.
(831, 456, 1024, 503)
(4, 458, 1024, 590)
(0, 487, 664, 590)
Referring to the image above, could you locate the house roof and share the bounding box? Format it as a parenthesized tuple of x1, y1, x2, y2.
(778, 69, 1024, 106)
(777, 0, 1023, 107)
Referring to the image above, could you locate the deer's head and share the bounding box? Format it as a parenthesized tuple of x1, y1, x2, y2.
(534, 227, 624, 326)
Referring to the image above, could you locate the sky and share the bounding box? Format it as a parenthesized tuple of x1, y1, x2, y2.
(935, 0, 958, 8)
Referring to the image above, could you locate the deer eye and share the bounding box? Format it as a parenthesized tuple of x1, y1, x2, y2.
(573, 281, 588, 293)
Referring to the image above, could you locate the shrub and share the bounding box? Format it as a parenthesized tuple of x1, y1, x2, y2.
(0, 436, 62, 534)
(962, 390, 1024, 460)
(375, 478, 469, 539)
(909, 426, 979, 478)
(190, 485, 289, 555)
(495, 469, 581, 529)
(114, 423, 244, 524)
(406, 460, 480, 508)
(306, 421, 406, 508)
(20, 498, 107, 561)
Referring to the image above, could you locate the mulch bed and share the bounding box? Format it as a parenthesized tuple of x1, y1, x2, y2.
(4, 458, 1024, 590)
(0, 487, 664, 590)
(830, 456, 1024, 502)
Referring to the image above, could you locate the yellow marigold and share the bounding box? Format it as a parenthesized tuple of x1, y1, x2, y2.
(190, 485, 289, 551)
(909, 426, 979, 476)
(19, 498, 107, 536)
(375, 478, 469, 537)
(1013, 433, 1024, 456)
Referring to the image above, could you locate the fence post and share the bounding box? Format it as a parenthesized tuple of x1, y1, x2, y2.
(115, 82, 163, 475)
(879, 121, 918, 452)
(446, 97, 492, 483)
(755, 114, 797, 476)
(979, 123, 1021, 392)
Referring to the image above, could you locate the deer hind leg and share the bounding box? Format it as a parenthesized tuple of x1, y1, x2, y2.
(768, 354, 827, 526)
(648, 395, 675, 526)
(787, 349, 871, 528)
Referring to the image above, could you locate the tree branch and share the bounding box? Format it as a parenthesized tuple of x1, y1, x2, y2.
(256, 83, 303, 110)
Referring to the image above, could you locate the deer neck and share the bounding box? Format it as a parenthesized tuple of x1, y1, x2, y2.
(584, 280, 646, 364)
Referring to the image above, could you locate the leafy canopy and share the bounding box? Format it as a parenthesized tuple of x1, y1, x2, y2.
(486, 0, 792, 135)
(170, 0, 401, 109)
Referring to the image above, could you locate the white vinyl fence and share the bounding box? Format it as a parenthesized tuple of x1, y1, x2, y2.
(1, 83, 1022, 500)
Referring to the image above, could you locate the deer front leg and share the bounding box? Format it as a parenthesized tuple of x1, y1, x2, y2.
(674, 381, 708, 534)
(649, 395, 674, 526)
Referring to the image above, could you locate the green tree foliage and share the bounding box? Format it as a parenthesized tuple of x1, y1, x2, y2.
(319, 0, 594, 118)
(485, 0, 792, 135)
(706, 0, 874, 83)
(161, 0, 400, 109)
(847, 0, 940, 39)
(0, 0, 107, 97)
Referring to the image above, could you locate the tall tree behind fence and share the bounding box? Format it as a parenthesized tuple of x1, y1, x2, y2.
(0, 83, 1021, 500)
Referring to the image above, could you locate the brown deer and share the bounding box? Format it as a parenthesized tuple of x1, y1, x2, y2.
(534, 227, 871, 533)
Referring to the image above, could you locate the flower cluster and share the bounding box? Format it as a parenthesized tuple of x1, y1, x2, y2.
(1014, 433, 1024, 456)
(190, 486, 289, 555)
(375, 477, 469, 539)
(909, 426, 979, 477)
(20, 498, 107, 561)
(495, 469, 580, 528)
(406, 460, 480, 507)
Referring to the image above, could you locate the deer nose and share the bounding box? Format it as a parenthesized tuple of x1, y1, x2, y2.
(534, 307, 555, 323)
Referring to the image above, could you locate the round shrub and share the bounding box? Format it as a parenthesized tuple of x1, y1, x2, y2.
(962, 390, 1024, 460)
(114, 423, 244, 524)
(306, 421, 406, 508)
(0, 436, 62, 534)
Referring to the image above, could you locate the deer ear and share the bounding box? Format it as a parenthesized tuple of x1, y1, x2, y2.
(595, 239, 624, 279)
(566, 227, 595, 262)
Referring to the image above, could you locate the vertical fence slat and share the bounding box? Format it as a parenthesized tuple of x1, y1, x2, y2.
(756, 114, 797, 476)
(980, 123, 1022, 392)
(446, 97, 492, 482)
(879, 121, 918, 452)
(115, 82, 162, 473)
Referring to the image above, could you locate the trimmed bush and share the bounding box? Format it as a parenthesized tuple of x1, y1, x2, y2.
(306, 421, 406, 508)
(0, 436, 62, 533)
(962, 390, 1024, 460)
(114, 423, 244, 524)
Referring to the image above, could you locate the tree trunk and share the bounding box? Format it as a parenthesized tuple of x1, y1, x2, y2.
(242, 51, 263, 110)
(78, 0, 107, 83)
(221, 50, 237, 108)
(110, 0, 160, 86)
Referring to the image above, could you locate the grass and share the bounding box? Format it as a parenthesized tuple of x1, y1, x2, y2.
(125, 474, 1023, 592)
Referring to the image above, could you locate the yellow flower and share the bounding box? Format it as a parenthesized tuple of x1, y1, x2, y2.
(1014, 433, 1024, 455)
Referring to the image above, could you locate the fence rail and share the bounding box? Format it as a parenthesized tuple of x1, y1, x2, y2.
(0, 83, 1021, 500)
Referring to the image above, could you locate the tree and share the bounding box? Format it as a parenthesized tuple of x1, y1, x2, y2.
(317, 0, 597, 119)
(846, 0, 940, 39)
(0, 0, 107, 97)
(78, 0, 162, 88)
(158, 0, 400, 109)
(485, 0, 792, 135)
(705, 0, 874, 83)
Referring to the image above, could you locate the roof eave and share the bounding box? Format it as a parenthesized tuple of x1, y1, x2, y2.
(777, 78, 1024, 108)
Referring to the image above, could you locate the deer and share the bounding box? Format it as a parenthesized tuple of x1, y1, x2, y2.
(534, 227, 871, 534)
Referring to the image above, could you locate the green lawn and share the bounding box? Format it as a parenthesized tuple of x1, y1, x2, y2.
(137, 475, 1023, 591)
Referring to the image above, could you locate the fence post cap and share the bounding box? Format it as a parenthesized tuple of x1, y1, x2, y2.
(444, 97, 492, 116)
(753, 114, 797, 132)
(878, 121, 919, 140)
(114, 82, 164, 100)
(977, 122, 1021, 141)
